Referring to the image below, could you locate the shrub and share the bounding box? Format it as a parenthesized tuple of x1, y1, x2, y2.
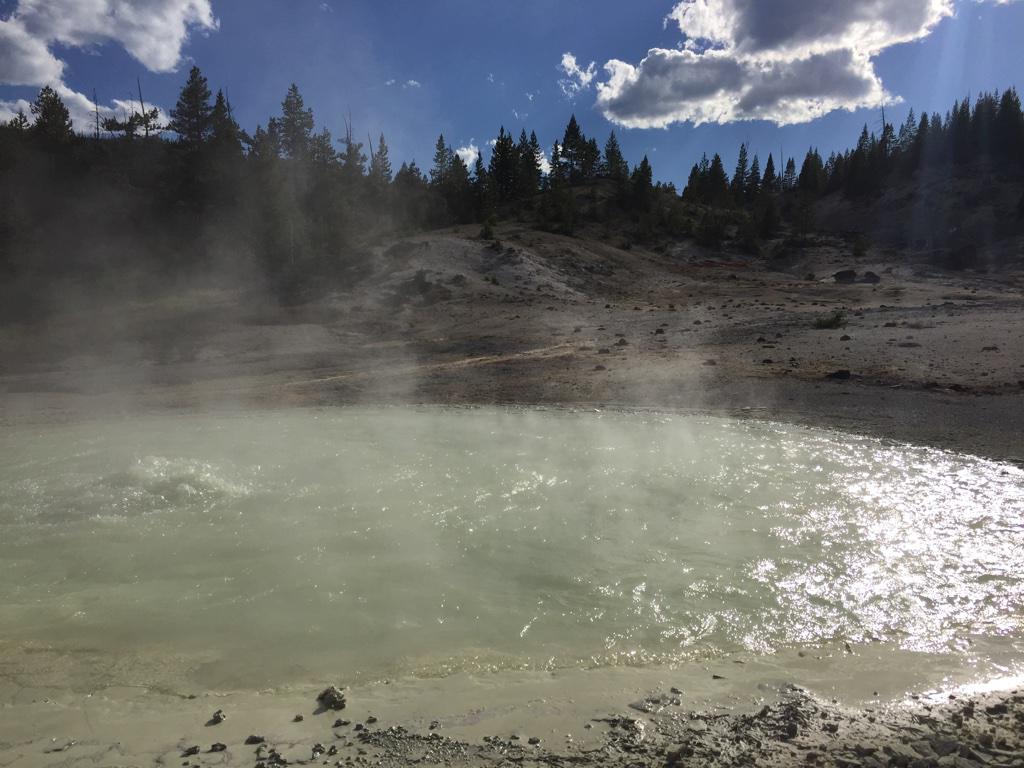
(813, 311, 846, 329)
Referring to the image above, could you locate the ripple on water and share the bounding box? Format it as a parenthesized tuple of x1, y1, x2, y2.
(0, 407, 1021, 692)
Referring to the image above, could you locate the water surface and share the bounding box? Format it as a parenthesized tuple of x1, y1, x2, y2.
(0, 407, 1021, 693)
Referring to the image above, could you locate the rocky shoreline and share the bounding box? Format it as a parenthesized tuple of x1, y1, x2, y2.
(159, 684, 1024, 768)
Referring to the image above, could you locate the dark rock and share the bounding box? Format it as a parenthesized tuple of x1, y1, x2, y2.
(354, 723, 364, 732)
(293, 714, 304, 722)
(528, 737, 541, 745)
(883, 743, 920, 767)
(826, 369, 852, 380)
(206, 709, 226, 726)
(834, 270, 858, 284)
(861, 271, 881, 284)
(840, 334, 852, 341)
(182, 746, 200, 757)
(245, 735, 265, 745)
(615, 338, 629, 346)
(366, 716, 378, 724)
(209, 743, 227, 753)
(333, 718, 350, 728)
(317, 686, 348, 711)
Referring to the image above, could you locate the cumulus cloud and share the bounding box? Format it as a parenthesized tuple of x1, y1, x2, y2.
(537, 151, 551, 176)
(0, 0, 216, 130)
(455, 142, 480, 167)
(403, 79, 421, 89)
(586, 0, 1010, 127)
(558, 52, 596, 99)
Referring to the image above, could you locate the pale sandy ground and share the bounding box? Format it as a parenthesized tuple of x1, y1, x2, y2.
(0, 226, 1022, 766)
(2, 224, 1021, 459)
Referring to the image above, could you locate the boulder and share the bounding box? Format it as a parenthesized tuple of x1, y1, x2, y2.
(833, 270, 857, 284)
(317, 685, 347, 711)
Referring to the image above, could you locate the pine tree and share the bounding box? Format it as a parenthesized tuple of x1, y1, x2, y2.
(430, 134, 450, 187)
(250, 119, 282, 161)
(6, 108, 30, 131)
(210, 90, 241, 153)
(339, 119, 365, 181)
(762, 154, 777, 192)
(603, 130, 628, 181)
(472, 151, 490, 217)
(279, 84, 315, 159)
(731, 143, 749, 203)
(708, 154, 731, 207)
(548, 141, 564, 186)
(30, 85, 73, 143)
(368, 133, 393, 192)
(798, 148, 825, 195)
(488, 127, 517, 202)
(682, 162, 703, 203)
(631, 155, 654, 210)
(168, 66, 212, 147)
(102, 111, 143, 140)
(897, 109, 918, 154)
(994, 88, 1024, 166)
(529, 130, 544, 187)
(311, 127, 336, 165)
(443, 151, 472, 221)
(515, 129, 541, 198)
(782, 158, 797, 191)
(582, 137, 601, 178)
(561, 115, 586, 180)
(746, 155, 761, 202)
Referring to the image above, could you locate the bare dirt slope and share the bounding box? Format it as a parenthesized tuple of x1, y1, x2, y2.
(1, 223, 1022, 461)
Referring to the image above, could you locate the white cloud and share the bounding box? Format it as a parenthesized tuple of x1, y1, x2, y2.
(0, 14, 64, 86)
(590, 0, 1012, 127)
(11, 0, 217, 74)
(558, 52, 596, 99)
(455, 142, 480, 167)
(666, 0, 953, 60)
(403, 79, 421, 89)
(537, 150, 551, 176)
(385, 79, 396, 86)
(0, 0, 216, 131)
(597, 46, 892, 128)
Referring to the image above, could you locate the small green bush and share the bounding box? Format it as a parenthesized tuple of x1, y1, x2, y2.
(813, 311, 846, 329)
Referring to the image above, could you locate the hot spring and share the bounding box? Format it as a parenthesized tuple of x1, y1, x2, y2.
(1, 407, 1022, 698)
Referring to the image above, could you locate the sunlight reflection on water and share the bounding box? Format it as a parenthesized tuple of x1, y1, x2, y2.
(0, 407, 1021, 690)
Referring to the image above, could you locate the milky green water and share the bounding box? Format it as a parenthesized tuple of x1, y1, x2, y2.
(0, 407, 1022, 694)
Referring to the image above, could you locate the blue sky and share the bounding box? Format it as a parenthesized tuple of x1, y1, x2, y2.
(1, 0, 1023, 188)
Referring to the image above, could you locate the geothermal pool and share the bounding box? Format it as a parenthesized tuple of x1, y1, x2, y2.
(0, 407, 1022, 695)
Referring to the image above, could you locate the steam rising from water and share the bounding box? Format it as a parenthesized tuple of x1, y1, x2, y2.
(0, 407, 1021, 692)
